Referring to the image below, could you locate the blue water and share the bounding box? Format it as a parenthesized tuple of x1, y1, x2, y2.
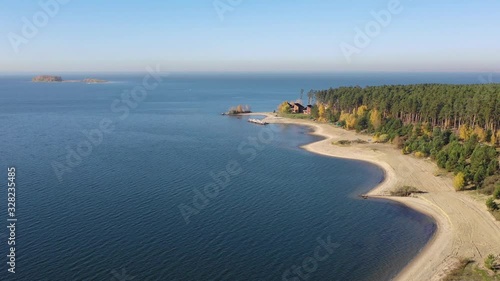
(0, 72, 486, 280)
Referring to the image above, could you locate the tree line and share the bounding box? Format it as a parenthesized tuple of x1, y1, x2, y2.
(308, 83, 500, 198)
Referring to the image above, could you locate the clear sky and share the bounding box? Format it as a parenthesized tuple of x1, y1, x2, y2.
(1, 0, 499, 73)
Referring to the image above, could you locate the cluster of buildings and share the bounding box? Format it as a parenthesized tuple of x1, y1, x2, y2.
(287, 102, 313, 115)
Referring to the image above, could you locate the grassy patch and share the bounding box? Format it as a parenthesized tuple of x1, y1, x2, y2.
(490, 210, 500, 221)
(332, 140, 351, 146)
(278, 113, 312, 120)
(443, 258, 474, 281)
(390, 186, 422, 197)
(444, 259, 500, 281)
(332, 139, 368, 146)
(353, 138, 368, 144)
(434, 168, 448, 177)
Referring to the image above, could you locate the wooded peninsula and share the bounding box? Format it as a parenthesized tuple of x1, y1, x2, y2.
(282, 83, 500, 213)
(271, 83, 500, 279)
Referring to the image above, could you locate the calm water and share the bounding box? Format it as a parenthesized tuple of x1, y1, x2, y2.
(0, 72, 486, 280)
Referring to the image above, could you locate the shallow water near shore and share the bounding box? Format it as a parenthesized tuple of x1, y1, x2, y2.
(1, 72, 484, 280)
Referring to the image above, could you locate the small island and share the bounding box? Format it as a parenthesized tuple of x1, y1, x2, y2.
(32, 75, 63, 82)
(32, 75, 108, 84)
(82, 78, 108, 84)
(222, 105, 252, 115)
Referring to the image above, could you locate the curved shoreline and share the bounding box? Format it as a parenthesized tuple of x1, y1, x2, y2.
(245, 113, 500, 281)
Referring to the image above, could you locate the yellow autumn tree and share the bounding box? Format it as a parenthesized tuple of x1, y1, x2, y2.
(278, 102, 291, 114)
(339, 112, 349, 122)
(492, 130, 500, 146)
(453, 172, 465, 191)
(491, 133, 497, 146)
(458, 125, 471, 140)
(373, 133, 389, 143)
(318, 103, 326, 122)
(415, 151, 426, 158)
(357, 105, 368, 116)
(369, 109, 382, 130)
(345, 114, 357, 130)
(473, 127, 486, 142)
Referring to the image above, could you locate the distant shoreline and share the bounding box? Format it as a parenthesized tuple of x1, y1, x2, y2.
(244, 112, 500, 281)
(31, 75, 108, 84)
(31, 80, 109, 84)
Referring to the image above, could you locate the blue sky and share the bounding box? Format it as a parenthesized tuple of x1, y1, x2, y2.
(1, 0, 499, 72)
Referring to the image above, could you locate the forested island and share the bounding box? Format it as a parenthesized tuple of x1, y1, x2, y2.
(32, 75, 63, 82)
(32, 75, 108, 83)
(281, 84, 500, 216)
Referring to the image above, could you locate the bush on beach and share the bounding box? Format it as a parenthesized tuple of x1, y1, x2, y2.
(494, 185, 500, 200)
(453, 172, 466, 191)
(486, 197, 498, 211)
(390, 186, 421, 197)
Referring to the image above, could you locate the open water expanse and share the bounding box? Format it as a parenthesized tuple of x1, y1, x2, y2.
(1, 72, 486, 280)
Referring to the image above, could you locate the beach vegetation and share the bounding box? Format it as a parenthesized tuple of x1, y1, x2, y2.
(453, 172, 466, 191)
(492, 210, 500, 221)
(443, 257, 500, 281)
(353, 138, 368, 144)
(392, 135, 405, 149)
(434, 169, 447, 177)
(373, 133, 389, 143)
(485, 254, 497, 271)
(486, 197, 498, 211)
(494, 185, 500, 200)
(279, 113, 312, 120)
(482, 175, 500, 195)
(414, 151, 427, 158)
(443, 258, 474, 281)
(390, 186, 421, 197)
(333, 140, 351, 146)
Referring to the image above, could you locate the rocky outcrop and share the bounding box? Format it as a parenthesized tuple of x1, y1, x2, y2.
(82, 78, 108, 84)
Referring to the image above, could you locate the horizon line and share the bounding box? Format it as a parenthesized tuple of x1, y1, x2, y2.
(1, 70, 500, 75)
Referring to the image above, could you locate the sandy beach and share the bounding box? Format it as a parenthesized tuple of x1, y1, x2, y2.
(253, 113, 500, 281)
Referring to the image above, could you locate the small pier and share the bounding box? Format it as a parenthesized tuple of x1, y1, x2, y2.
(248, 118, 268, 125)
